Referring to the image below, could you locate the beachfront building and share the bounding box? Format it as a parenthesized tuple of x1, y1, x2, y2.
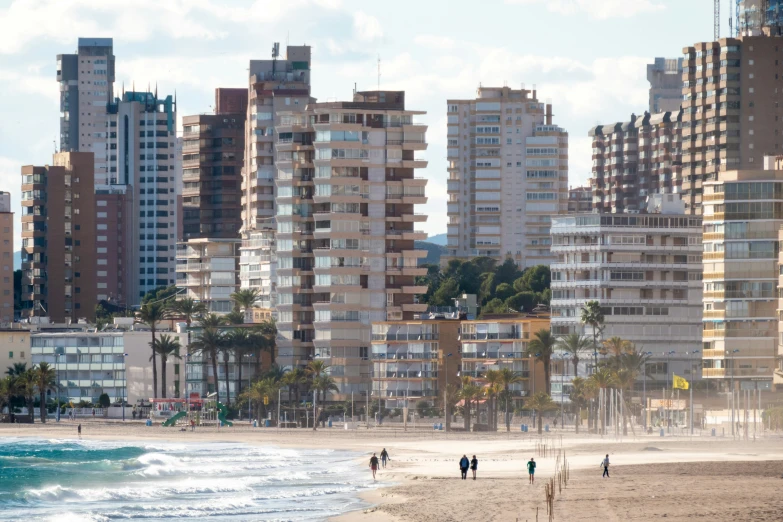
(238, 229, 277, 318)
(445, 86, 568, 268)
(589, 110, 683, 214)
(30, 329, 186, 405)
(274, 89, 429, 400)
(647, 57, 684, 114)
(702, 164, 783, 391)
(175, 238, 240, 314)
(0, 192, 13, 325)
(0, 329, 31, 373)
(370, 319, 461, 409)
(549, 195, 704, 398)
(459, 313, 549, 404)
(567, 186, 592, 214)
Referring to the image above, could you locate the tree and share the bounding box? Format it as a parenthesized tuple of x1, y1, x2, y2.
(240, 377, 281, 421)
(430, 277, 460, 307)
(525, 392, 559, 434)
(312, 374, 339, 426)
(613, 369, 636, 436)
(252, 320, 277, 368)
(515, 264, 551, 294)
(199, 313, 227, 329)
(484, 369, 503, 431)
(497, 368, 524, 432)
(459, 381, 483, 432)
(556, 333, 592, 377)
(224, 309, 245, 325)
(568, 376, 593, 434)
(281, 368, 306, 409)
(505, 291, 538, 313)
(226, 329, 250, 396)
(580, 301, 605, 372)
(494, 283, 515, 302)
(230, 288, 261, 323)
(190, 327, 224, 404)
(480, 298, 506, 316)
(443, 383, 461, 431)
(32, 363, 56, 423)
(0, 376, 15, 415)
(602, 336, 634, 358)
(527, 329, 557, 395)
(166, 297, 207, 328)
(587, 368, 617, 435)
(98, 393, 111, 408)
(5, 362, 27, 377)
(137, 303, 166, 398)
(306, 360, 329, 430)
(151, 335, 181, 399)
(17, 370, 36, 419)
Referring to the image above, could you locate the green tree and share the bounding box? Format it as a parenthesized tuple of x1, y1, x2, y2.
(312, 374, 339, 426)
(281, 368, 306, 409)
(505, 291, 538, 313)
(151, 334, 181, 399)
(17, 370, 36, 419)
(556, 333, 592, 378)
(230, 288, 261, 323)
(587, 368, 617, 435)
(527, 329, 557, 395)
(33, 363, 56, 423)
(430, 277, 460, 306)
(568, 376, 592, 434)
(5, 362, 27, 377)
(240, 377, 281, 420)
(479, 298, 506, 316)
(580, 300, 605, 371)
(98, 393, 111, 408)
(602, 336, 634, 358)
(224, 309, 245, 325)
(190, 327, 225, 404)
(137, 303, 166, 398)
(0, 376, 15, 415)
(525, 391, 559, 434)
(494, 283, 515, 301)
(497, 368, 524, 432)
(459, 379, 483, 431)
(515, 265, 551, 294)
(166, 298, 207, 328)
(226, 329, 251, 395)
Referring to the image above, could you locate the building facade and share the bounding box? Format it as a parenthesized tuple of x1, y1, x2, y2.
(550, 200, 704, 392)
(590, 110, 683, 214)
(182, 90, 246, 240)
(176, 238, 240, 314)
(0, 193, 12, 324)
(56, 37, 115, 185)
(239, 229, 277, 314)
(702, 167, 783, 391)
(567, 186, 593, 213)
(647, 57, 684, 114)
(445, 86, 568, 267)
(273, 90, 429, 399)
(370, 319, 461, 409)
(106, 91, 179, 303)
(21, 153, 98, 323)
(681, 35, 783, 215)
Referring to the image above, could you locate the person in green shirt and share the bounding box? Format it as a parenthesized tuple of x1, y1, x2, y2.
(527, 457, 536, 484)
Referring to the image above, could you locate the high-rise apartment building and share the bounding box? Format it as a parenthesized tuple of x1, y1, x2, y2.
(274, 90, 429, 399)
(176, 238, 240, 314)
(56, 38, 115, 184)
(239, 229, 277, 319)
(242, 45, 312, 234)
(0, 192, 12, 324)
(21, 153, 97, 323)
(182, 89, 247, 240)
(702, 164, 783, 391)
(94, 186, 132, 305)
(106, 91, 179, 303)
(445, 86, 568, 268)
(590, 110, 682, 214)
(550, 196, 703, 393)
(681, 35, 783, 214)
(567, 186, 592, 213)
(647, 57, 684, 114)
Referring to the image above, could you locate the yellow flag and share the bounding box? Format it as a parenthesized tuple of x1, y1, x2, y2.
(672, 374, 689, 390)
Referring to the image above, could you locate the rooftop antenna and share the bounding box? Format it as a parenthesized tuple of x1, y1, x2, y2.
(714, 0, 720, 40)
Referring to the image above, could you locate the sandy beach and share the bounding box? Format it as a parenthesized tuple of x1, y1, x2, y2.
(3, 421, 783, 521)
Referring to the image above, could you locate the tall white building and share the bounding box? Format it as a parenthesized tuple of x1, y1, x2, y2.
(446, 86, 568, 268)
(549, 196, 703, 394)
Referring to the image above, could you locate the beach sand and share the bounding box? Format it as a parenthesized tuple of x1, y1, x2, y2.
(3, 421, 783, 521)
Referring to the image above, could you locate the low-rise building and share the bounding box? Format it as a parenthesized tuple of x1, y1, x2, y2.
(0, 329, 32, 373)
(567, 186, 592, 213)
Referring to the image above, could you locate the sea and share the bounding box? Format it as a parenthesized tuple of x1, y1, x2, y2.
(0, 437, 375, 521)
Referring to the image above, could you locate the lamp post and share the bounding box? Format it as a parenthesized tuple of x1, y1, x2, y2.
(642, 351, 652, 431)
(728, 349, 739, 437)
(688, 350, 700, 435)
(443, 353, 453, 432)
(122, 353, 128, 421)
(55, 351, 61, 422)
(665, 350, 675, 433)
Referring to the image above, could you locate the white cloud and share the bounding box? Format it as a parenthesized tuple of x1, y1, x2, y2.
(0, 155, 23, 250)
(0, 68, 59, 103)
(414, 35, 455, 50)
(353, 11, 383, 42)
(506, 0, 665, 19)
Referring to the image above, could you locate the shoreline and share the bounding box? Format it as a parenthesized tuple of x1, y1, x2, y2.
(4, 423, 783, 521)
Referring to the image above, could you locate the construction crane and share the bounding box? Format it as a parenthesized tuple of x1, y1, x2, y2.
(715, 0, 721, 40)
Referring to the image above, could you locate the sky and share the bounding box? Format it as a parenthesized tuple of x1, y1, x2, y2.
(0, 0, 724, 249)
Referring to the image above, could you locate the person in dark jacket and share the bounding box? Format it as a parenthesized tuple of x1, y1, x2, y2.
(470, 455, 478, 480)
(459, 455, 470, 480)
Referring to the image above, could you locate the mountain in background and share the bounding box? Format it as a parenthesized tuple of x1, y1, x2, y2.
(426, 233, 447, 246)
(14, 251, 20, 270)
(415, 241, 447, 266)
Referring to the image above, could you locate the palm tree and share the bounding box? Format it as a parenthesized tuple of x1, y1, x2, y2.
(151, 335, 181, 399)
(220, 337, 234, 407)
(568, 376, 590, 434)
(32, 363, 57, 423)
(306, 360, 329, 430)
(5, 362, 27, 377)
(252, 320, 277, 367)
(166, 297, 207, 328)
(613, 369, 636, 436)
(587, 367, 617, 435)
(312, 374, 339, 427)
(230, 288, 261, 323)
(525, 391, 559, 434)
(527, 329, 557, 395)
(17, 370, 36, 420)
(199, 313, 226, 329)
(497, 368, 524, 432)
(443, 383, 460, 431)
(137, 303, 166, 398)
(602, 336, 634, 358)
(459, 380, 483, 431)
(556, 333, 591, 378)
(281, 368, 306, 409)
(240, 377, 281, 421)
(581, 301, 604, 372)
(483, 369, 502, 431)
(190, 327, 225, 404)
(0, 376, 15, 416)
(226, 329, 252, 396)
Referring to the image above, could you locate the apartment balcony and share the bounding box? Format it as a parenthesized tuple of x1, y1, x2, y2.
(401, 285, 428, 294)
(402, 213, 427, 222)
(401, 303, 428, 313)
(402, 230, 427, 241)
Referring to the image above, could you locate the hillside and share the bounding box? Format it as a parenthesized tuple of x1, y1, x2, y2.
(415, 241, 447, 265)
(425, 233, 447, 246)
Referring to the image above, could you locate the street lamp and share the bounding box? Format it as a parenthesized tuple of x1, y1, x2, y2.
(444, 353, 453, 432)
(666, 350, 675, 433)
(728, 348, 740, 437)
(642, 351, 652, 431)
(122, 353, 128, 421)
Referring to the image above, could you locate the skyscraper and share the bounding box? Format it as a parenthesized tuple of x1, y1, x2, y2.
(647, 57, 684, 114)
(445, 86, 568, 268)
(21, 153, 97, 322)
(56, 38, 115, 185)
(274, 90, 429, 399)
(0, 192, 12, 324)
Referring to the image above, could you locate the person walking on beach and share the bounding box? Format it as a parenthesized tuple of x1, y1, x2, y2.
(527, 457, 536, 484)
(380, 448, 390, 468)
(369, 453, 380, 480)
(470, 455, 478, 480)
(601, 454, 610, 478)
(91, 408, 95, 418)
(77, 424, 82, 436)
(459, 455, 470, 480)
(190, 419, 196, 432)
